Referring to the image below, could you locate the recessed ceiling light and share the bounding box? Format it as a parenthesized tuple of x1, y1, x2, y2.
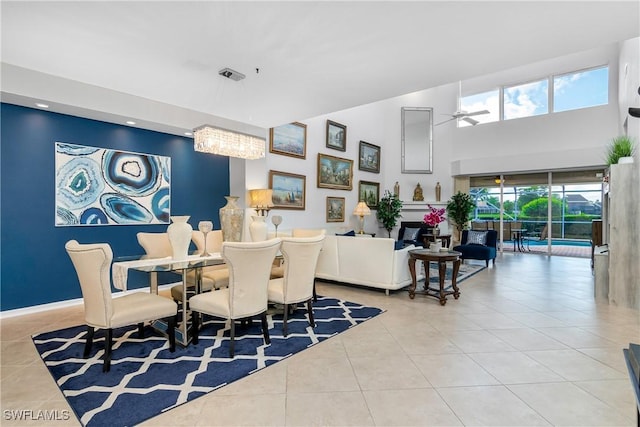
(126, 121, 136, 125)
(35, 103, 49, 108)
(184, 132, 193, 136)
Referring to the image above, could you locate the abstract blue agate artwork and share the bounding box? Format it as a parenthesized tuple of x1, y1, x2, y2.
(55, 142, 171, 226)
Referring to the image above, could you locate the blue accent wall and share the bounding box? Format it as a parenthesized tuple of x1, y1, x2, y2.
(1, 103, 230, 311)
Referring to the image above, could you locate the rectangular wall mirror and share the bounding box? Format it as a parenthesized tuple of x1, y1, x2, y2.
(401, 107, 433, 174)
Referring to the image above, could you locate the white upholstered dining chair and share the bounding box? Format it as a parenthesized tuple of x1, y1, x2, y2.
(189, 238, 281, 357)
(267, 235, 325, 337)
(65, 240, 177, 372)
(135, 232, 221, 306)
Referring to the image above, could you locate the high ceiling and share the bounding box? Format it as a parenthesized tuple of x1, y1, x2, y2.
(2, 1, 639, 131)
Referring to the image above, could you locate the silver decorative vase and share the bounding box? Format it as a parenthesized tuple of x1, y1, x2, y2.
(219, 196, 244, 242)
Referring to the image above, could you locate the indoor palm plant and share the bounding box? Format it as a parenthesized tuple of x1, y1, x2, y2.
(446, 191, 476, 240)
(606, 135, 636, 165)
(376, 190, 403, 237)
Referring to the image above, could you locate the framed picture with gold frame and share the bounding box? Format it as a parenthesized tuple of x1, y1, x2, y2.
(326, 120, 346, 151)
(359, 180, 380, 209)
(326, 197, 345, 222)
(358, 141, 380, 173)
(269, 122, 307, 159)
(269, 170, 306, 210)
(317, 153, 353, 190)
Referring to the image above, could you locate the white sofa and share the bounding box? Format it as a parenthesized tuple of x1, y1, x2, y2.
(315, 235, 423, 295)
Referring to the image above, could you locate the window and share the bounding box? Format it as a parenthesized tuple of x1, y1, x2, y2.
(459, 90, 499, 127)
(553, 66, 608, 113)
(503, 79, 549, 120)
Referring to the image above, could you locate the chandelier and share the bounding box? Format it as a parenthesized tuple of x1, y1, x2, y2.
(193, 125, 265, 160)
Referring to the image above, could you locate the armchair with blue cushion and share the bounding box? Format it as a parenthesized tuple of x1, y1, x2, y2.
(453, 230, 497, 267)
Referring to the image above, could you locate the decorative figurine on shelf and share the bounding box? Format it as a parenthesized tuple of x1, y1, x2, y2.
(423, 204, 446, 236)
(413, 183, 424, 201)
(435, 181, 441, 202)
(394, 181, 400, 198)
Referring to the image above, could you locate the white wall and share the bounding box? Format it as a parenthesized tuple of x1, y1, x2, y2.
(236, 40, 636, 238)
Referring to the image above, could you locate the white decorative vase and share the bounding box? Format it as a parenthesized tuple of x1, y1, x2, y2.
(249, 216, 268, 241)
(167, 215, 192, 259)
(618, 156, 634, 164)
(219, 196, 244, 242)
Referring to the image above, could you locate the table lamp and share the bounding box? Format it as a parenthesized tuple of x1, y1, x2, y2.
(353, 201, 371, 234)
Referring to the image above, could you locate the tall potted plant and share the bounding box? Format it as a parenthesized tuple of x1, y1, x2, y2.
(446, 191, 476, 241)
(376, 190, 403, 237)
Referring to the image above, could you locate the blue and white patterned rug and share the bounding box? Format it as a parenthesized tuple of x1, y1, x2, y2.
(426, 261, 486, 288)
(32, 296, 383, 427)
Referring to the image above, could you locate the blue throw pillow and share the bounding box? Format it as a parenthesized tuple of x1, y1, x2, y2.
(467, 230, 488, 245)
(394, 240, 405, 250)
(336, 230, 356, 236)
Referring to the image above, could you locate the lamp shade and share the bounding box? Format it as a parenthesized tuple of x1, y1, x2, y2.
(249, 189, 274, 209)
(193, 125, 265, 160)
(353, 201, 371, 216)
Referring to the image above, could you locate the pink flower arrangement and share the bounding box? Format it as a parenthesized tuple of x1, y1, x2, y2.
(423, 204, 446, 227)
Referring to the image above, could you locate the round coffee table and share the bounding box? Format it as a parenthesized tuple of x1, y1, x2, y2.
(408, 249, 462, 305)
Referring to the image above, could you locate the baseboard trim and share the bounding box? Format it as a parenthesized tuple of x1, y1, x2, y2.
(0, 283, 179, 319)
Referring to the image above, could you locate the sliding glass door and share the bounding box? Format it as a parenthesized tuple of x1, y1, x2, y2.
(470, 170, 603, 257)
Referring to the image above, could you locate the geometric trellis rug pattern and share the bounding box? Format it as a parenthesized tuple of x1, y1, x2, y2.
(425, 261, 486, 287)
(32, 296, 383, 427)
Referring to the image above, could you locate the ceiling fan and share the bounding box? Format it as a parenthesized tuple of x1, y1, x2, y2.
(435, 109, 490, 126)
(435, 80, 490, 126)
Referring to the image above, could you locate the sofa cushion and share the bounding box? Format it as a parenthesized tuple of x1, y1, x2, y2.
(336, 230, 356, 236)
(467, 230, 488, 245)
(401, 227, 420, 242)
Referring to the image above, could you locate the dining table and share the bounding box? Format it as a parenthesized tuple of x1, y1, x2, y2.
(112, 252, 225, 346)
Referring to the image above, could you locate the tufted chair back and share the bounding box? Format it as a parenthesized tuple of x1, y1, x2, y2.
(65, 240, 114, 328)
(136, 232, 172, 258)
(223, 238, 282, 319)
(278, 235, 325, 304)
(191, 230, 224, 255)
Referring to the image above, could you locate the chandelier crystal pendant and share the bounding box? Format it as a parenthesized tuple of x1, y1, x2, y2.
(193, 125, 266, 160)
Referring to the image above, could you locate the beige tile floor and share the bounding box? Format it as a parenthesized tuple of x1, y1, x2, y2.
(1, 253, 639, 426)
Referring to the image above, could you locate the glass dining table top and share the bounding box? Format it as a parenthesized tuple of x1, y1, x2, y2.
(113, 252, 225, 273)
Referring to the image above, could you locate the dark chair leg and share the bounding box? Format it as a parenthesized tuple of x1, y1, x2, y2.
(492, 258, 496, 265)
(167, 317, 176, 352)
(138, 322, 144, 338)
(191, 310, 199, 345)
(282, 303, 289, 337)
(229, 320, 235, 358)
(103, 328, 113, 373)
(313, 279, 318, 302)
(260, 312, 270, 345)
(306, 299, 315, 327)
(485, 260, 489, 267)
(84, 326, 95, 358)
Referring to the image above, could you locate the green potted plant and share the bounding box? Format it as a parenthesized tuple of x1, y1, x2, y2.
(606, 135, 636, 165)
(446, 191, 476, 241)
(376, 190, 403, 237)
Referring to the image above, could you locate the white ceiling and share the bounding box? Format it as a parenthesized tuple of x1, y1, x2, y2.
(2, 1, 639, 132)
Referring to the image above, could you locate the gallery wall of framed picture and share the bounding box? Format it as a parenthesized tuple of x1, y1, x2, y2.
(266, 116, 387, 225)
